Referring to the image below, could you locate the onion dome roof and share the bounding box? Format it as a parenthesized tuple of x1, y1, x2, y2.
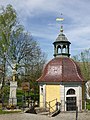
(37, 57, 84, 83)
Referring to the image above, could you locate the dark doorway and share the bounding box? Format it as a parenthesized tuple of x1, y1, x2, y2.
(66, 97, 76, 111)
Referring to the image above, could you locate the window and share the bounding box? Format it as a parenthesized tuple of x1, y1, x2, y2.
(40, 85, 43, 94)
(67, 89, 75, 95)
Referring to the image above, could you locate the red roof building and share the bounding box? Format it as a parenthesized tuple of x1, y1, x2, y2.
(37, 24, 85, 112)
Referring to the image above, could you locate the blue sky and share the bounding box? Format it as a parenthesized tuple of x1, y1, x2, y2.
(0, 0, 90, 61)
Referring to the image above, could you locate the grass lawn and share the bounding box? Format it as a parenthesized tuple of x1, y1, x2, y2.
(86, 104, 90, 110)
(0, 109, 21, 114)
(86, 99, 90, 110)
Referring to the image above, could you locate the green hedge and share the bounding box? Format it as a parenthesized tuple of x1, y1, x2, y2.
(0, 109, 21, 114)
(17, 89, 39, 107)
(86, 99, 90, 110)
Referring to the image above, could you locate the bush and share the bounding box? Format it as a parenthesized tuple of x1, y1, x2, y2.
(6, 105, 16, 110)
(86, 99, 90, 104)
(86, 99, 90, 110)
(16, 89, 39, 108)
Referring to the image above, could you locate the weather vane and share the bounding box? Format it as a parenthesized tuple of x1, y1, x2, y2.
(56, 13, 64, 33)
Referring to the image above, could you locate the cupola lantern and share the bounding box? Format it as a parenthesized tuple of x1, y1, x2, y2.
(54, 16, 71, 57)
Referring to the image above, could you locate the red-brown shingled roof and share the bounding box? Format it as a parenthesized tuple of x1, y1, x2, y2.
(37, 57, 84, 83)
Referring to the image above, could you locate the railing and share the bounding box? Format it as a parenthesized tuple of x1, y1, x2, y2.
(60, 99, 88, 111)
(46, 98, 57, 115)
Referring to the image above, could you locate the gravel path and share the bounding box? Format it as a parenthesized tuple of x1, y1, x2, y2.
(0, 112, 90, 120)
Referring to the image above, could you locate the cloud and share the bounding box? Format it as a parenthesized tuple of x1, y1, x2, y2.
(0, 0, 90, 60)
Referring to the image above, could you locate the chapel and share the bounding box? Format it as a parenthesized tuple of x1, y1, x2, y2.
(37, 23, 85, 112)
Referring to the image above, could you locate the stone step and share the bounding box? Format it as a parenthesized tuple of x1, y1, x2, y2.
(38, 111, 49, 115)
(35, 107, 49, 114)
(50, 110, 60, 117)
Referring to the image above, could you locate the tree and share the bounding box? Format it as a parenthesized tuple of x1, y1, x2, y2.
(0, 4, 46, 95)
(0, 4, 23, 89)
(72, 48, 90, 99)
(80, 49, 90, 80)
(8, 32, 46, 89)
(72, 48, 90, 81)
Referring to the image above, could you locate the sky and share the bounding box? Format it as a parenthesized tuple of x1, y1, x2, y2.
(0, 0, 90, 61)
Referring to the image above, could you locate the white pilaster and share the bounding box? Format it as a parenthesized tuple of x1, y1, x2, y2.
(60, 84, 65, 111)
(9, 81, 17, 105)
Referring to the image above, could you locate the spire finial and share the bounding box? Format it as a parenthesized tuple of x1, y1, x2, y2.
(56, 13, 64, 33)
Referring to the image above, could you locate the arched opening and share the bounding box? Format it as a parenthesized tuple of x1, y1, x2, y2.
(66, 89, 76, 111)
(67, 89, 75, 95)
(57, 45, 61, 54)
(62, 45, 66, 53)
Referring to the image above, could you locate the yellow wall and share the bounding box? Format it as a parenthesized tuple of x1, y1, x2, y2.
(46, 85, 60, 112)
(40, 94, 44, 107)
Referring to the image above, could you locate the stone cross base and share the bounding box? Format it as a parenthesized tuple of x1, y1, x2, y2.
(9, 81, 17, 105)
(9, 98, 17, 105)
